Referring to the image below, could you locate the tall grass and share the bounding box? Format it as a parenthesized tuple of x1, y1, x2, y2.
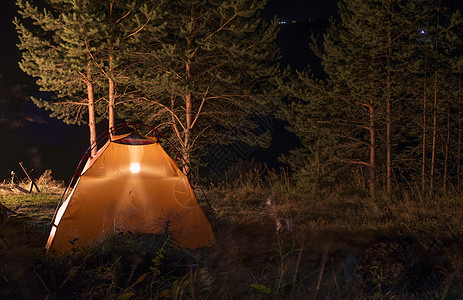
(1, 169, 463, 298)
(204, 168, 463, 298)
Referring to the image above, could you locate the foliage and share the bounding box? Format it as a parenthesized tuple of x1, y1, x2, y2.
(14, 0, 165, 155)
(124, 0, 281, 165)
(15, 0, 281, 168)
(279, 0, 463, 196)
(15, 0, 98, 125)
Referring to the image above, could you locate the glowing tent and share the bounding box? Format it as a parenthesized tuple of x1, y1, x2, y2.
(46, 130, 215, 252)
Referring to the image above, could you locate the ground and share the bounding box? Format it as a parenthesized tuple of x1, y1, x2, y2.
(1, 171, 463, 299)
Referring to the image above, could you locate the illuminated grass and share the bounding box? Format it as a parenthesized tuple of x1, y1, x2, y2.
(1, 193, 59, 215)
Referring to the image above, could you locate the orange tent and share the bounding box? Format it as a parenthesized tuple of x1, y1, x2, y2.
(46, 131, 215, 252)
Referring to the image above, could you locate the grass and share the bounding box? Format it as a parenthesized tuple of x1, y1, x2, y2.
(1, 169, 463, 298)
(208, 169, 463, 240)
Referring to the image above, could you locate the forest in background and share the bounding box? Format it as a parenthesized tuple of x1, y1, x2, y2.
(8, 0, 463, 198)
(280, 0, 463, 198)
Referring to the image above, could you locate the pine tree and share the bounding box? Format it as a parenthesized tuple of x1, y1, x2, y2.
(277, 70, 339, 187)
(15, 0, 103, 155)
(81, 0, 164, 134)
(125, 0, 281, 169)
(282, 0, 463, 195)
(15, 0, 162, 151)
(402, 1, 463, 195)
(282, 0, 418, 195)
(447, 11, 463, 191)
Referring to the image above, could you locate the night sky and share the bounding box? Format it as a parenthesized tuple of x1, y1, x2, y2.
(264, 0, 338, 21)
(0, 0, 339, 84)
(1, 0, 26, 85)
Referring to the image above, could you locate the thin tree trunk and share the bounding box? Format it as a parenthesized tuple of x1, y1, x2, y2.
(108, 54, 115, 135)
(181, 33, 194, 175)
(182, 56, 192, 175)
(369, 100, 376, 196)
(458, 81, 462, 191)
(430, 6, 440, 195)
(386, 22, 393, 196)
(386, 90, 392, 195)
(422, 68, 428, 195)
(183, 92, 192, 175)
(430, 71, 438, 194)
(421, 24, 431, 196)
(443, 105, 450, 192)
(86, 68, 97, 157)
(108, 2, 115, 135)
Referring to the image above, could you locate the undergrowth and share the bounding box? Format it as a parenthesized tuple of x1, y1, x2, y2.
(0, 169, 463, 298)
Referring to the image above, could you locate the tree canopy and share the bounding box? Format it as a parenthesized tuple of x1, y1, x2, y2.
(280, 0, 463, 195)
(15, 0, 280, 165)
(125, 0, 281, 167)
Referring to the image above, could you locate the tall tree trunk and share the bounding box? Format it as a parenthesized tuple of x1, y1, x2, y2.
(430, 5, 441, 195)
(386, 22, 393, 196)
(182, 57, 192, 175)
(86, 68, 97, 157)
(458, 81, 462, 191)
(430, 71, 438, 194)
(108, 1, 115, 135)
(183, 92, 192, 175)
(443, 105, 450, 192)
(180, 33, 193, 175)
(422, 67, 428, 195)
(369, 100, 376, 196)
(108, 54, 115, 135)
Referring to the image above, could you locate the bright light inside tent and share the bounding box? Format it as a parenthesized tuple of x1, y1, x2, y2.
(130, 162, 140, 173)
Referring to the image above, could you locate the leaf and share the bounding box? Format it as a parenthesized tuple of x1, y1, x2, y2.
(249, 283, 271, 294)
(131, 272, 149, 287)
(117, 292, 135, 300)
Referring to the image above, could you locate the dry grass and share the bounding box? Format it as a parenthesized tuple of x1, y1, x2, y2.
(207, 169, 463, 240)
(203, 169, 463, 298)
(1, 169, 463, 298)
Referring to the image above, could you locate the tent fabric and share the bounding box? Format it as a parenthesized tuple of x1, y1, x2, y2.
(112, 131, 157, 145)
(46, 132, 215, 252)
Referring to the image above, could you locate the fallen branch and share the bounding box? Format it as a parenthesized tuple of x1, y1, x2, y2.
(19, 162, 40, 193)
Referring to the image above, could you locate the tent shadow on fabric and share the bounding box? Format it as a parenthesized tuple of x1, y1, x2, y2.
(46, 130, 215, 252)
